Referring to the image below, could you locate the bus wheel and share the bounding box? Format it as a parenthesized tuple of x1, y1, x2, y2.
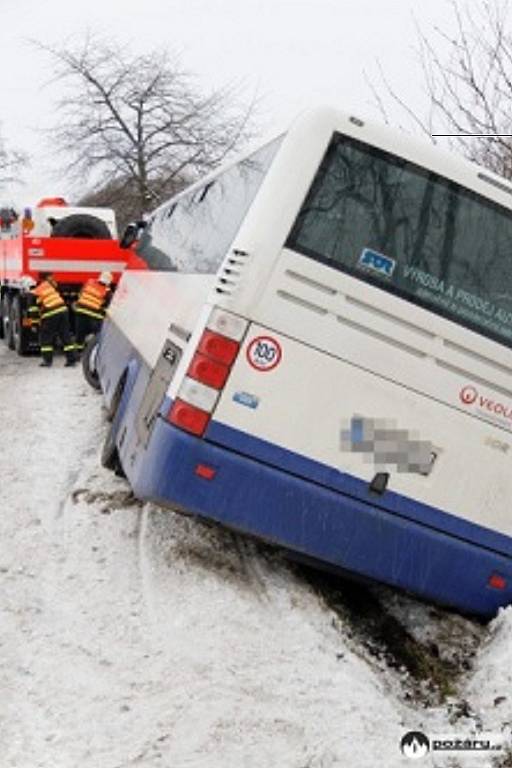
(82, 334, 101, 391)
(2, 294, 14, 349)
(101, 373, 126, 476)
(101, 421, 121, 470)
(12, 296, 30, 355)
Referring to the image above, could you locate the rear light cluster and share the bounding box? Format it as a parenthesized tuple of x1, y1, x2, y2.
(168, 309, 248, 436)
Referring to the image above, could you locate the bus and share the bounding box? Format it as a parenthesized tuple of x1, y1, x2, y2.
(93, 106, 512, 617)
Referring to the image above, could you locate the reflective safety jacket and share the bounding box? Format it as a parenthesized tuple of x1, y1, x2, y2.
(74, 279, 110, 320)
(31, 279, 66, 319)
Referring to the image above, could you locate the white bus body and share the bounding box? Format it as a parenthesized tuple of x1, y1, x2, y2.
(96, 107, 512, 617)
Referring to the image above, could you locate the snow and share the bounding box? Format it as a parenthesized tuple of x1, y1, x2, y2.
(1, 344, 512, 767)
(465, 607, 512, 731)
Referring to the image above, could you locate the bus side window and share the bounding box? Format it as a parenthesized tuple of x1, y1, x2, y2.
(135, 134, 284, 275)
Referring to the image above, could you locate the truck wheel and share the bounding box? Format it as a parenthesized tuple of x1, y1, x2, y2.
(82, 334, 101, 390)
(51, 214, 112, 240)
(2, 294, 14, 349)
(11, 296, 30, 356)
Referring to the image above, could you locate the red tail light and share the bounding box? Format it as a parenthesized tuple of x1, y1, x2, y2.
(168, 311, 248, 437)
(187, 352, 229, 389)
(197, 329, 239, 366)
(488, 573, 507, 590)
(195, 463, 217, 480)
(168, 399, 210, 436)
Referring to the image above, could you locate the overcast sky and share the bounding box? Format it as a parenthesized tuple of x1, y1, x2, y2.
(0, 0, 454, 208)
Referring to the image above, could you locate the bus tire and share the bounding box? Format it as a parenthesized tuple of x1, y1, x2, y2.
(82, 334, 101, 391)
(2, 294, 14, 349)
(51, 214, 112, 240)
(101, 421, 120, 470)
(101, 373, 127, 473)
(11, 296, 30, 356)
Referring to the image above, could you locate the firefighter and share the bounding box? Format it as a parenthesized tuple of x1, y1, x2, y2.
(73, 271, 113, 355)
(31, 273, 76, 367)
(21, 207, 35, 235)
(20, 276, 40, 326)
(0, 207, 17, 232)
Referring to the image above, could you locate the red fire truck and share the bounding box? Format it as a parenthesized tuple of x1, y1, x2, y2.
(0, 197, 146, 354)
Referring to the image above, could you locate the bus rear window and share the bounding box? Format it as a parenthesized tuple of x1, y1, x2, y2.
(287, 132, 512, 348)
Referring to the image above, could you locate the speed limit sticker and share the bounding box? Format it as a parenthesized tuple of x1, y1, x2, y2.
(246, 336, 282, 372)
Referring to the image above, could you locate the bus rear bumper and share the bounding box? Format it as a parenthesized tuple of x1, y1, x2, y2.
(134, 417, 512, 618)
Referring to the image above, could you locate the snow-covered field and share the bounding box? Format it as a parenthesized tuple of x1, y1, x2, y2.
(1, 344, 512, 768)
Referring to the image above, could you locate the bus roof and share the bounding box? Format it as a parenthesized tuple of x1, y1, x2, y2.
(149, 105, 512, 220)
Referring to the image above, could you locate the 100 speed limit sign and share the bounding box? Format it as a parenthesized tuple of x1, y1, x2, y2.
(246, 336, 282, 372)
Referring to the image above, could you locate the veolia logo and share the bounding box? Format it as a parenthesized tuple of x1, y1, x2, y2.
(459, 385, 478, 405)
(458, 385, 512, 421)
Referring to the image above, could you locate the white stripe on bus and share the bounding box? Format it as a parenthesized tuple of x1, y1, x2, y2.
(28, 260, 127, 272)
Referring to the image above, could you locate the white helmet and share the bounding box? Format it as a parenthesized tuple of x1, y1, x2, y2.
(21, 275, 36, 290)
(98, 271, 113, 286)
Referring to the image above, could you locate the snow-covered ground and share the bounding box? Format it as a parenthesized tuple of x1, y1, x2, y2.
(1, 344, 512, 768)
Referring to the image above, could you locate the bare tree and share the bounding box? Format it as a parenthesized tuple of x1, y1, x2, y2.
(0, 130, 26, 192)
(77, 175, 184, 233)
(369, 1, 512, 179)
(39, 36, 257, 218)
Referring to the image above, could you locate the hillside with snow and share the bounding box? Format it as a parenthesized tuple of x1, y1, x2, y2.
(2, 344, 512, 767)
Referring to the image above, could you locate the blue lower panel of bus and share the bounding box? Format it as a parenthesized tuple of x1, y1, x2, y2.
(133, 415, 512, 617)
